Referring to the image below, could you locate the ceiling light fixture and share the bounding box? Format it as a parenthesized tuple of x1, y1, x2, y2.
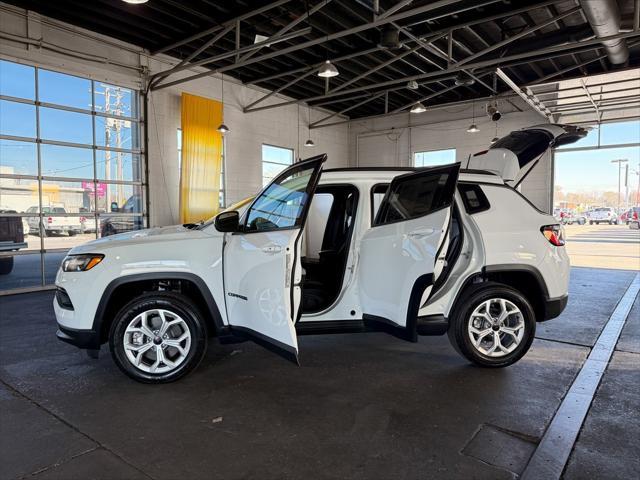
(318, 60, 339, 78)
(407, 80, 419, 90)
(467, 101, 479, 133)
(455, 72, 475, 87)
(122, 0, 149, 4)
(487, 104, 501, 121)
(217, 74, 229, 134)
(305, 104, 315, 147)
(410, 101, 426, 114)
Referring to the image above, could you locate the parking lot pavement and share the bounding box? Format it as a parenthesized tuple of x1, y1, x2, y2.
(0, 268, 637, 480)
(563, 224, 640, 271)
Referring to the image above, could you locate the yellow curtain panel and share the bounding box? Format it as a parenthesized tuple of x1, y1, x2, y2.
(180, 93, 223, 223)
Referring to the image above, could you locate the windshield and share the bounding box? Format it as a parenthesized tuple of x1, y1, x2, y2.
(194, 196, 255, 230)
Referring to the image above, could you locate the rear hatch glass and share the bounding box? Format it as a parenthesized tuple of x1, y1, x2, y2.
(490, 130, 553, 167)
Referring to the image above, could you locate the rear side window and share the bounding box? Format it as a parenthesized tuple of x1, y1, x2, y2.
(458, 183, 490, 214)
(370, 183, 389, 223)
(375, 167, 458, 226)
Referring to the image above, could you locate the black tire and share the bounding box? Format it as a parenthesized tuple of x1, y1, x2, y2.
(68, 230, 77, 236)
(589, 220, 593, 225)
(447, 283, 536, 368)
(0, 256, 14, 275)
(109, 292, 207, 383)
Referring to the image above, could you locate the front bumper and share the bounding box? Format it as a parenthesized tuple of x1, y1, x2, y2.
(542, 294, 568, 321)
(56, 325, 101, 350)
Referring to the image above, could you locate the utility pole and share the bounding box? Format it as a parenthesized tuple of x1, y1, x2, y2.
(611, 159, 628, 213)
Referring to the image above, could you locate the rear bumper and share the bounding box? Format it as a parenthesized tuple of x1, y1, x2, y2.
(542, 294, 568, 321)
(56, 325, 101, 350)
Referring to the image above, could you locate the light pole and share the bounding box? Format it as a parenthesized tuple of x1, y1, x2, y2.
(611, 159, 628, 213)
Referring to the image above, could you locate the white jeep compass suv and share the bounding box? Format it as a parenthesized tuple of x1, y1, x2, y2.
(54, 124, 585, 383)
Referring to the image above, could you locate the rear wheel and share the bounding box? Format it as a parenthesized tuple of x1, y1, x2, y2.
(109, 293, 207, 383)
(448, 283, 536, 368)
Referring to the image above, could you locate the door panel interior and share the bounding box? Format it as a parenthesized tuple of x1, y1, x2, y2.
(223, 155, 326, 362)
(358, 164, 460, 330)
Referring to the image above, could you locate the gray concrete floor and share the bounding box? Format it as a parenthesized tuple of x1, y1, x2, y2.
(0, 267, 638, 480)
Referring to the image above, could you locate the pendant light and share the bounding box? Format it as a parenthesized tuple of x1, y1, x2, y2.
(410, 101, 426, 114)
(304, 104, 315, 147)
(466, 101, 479, 133)
(217, 74, 229, 134)
(318, 60, 339, 78)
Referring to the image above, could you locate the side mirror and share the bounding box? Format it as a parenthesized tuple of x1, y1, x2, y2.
(215, 210, 240, 232)
(110, 202, 119, 213)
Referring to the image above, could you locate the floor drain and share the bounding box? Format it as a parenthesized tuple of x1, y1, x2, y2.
(462, 424, 538, 476)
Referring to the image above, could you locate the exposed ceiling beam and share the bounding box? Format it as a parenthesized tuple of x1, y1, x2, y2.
(243, 30, 640, 113)
(150, 27, 312, 85)
(241, 0, 334, 63)
(151, 0, 292, 55)
(496, 67, 551, 119)
(151, 0, 494, 90)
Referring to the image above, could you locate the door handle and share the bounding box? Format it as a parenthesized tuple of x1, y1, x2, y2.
(262, 245, 282, 254)
(407, 228, 435, 238)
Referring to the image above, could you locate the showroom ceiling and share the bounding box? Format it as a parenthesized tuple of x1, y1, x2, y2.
(6, 0, 640, 123)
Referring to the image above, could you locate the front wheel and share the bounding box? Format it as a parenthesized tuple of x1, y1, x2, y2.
(109, 293, 207, 383)
(448, 283, 536, 368)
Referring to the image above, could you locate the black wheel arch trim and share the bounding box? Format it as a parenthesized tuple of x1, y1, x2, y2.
(483, 264, 549, 298)
(93, 272, 226, 344)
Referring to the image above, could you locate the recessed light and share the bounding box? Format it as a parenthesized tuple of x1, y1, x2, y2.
(122, 0, 149, 4)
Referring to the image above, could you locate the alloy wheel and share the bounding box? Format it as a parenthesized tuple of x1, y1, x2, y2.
(123, 309, 192, 374)
(467, 298, 525, 357)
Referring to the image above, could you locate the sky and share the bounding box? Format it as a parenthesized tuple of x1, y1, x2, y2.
(555, 121, 640, 193)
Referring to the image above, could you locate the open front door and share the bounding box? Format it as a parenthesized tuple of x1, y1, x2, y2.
(358, 163, 460, 332)
(223, 155, 326, 363)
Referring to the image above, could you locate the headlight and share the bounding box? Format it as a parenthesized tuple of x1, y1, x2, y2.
(62, 254, 104, 272)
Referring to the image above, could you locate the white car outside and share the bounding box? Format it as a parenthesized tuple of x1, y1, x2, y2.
(54, 124, 583, 383)
(588, 207, 618, 225)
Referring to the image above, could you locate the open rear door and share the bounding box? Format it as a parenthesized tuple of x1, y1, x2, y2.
(223, 155, 326, 363)
(357, 163, 460, 333)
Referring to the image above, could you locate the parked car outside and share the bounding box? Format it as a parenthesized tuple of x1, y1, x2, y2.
(79, 208, 98, 234)
(627, 207, 640, 229)
(26, 206, 81, 236)
(587, 207, 618, 225)
(620, 207, 640, 225)
(554, 208, 586, 225)
(54, 124, 583, 383)
(100, 195, 144, 237)
(0, 209, 27, 275)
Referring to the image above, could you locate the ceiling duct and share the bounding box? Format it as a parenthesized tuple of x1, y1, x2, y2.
(580, 0, 629, 64)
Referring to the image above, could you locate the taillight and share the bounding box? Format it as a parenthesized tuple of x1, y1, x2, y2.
(541, 225, 565, 246)
(47, 217, 53, 224)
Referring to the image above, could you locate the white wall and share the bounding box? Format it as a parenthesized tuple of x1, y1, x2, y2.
(0, 4, 350, 227)
(347, 101, 554, 212)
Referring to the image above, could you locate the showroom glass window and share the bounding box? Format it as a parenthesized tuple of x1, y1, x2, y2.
(177, 128, 225, 207)
(262, 144, 294, 186)
(553, 119, 640, 211)
(0, 59, 145, 292)
(414, 148, 457, 168)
